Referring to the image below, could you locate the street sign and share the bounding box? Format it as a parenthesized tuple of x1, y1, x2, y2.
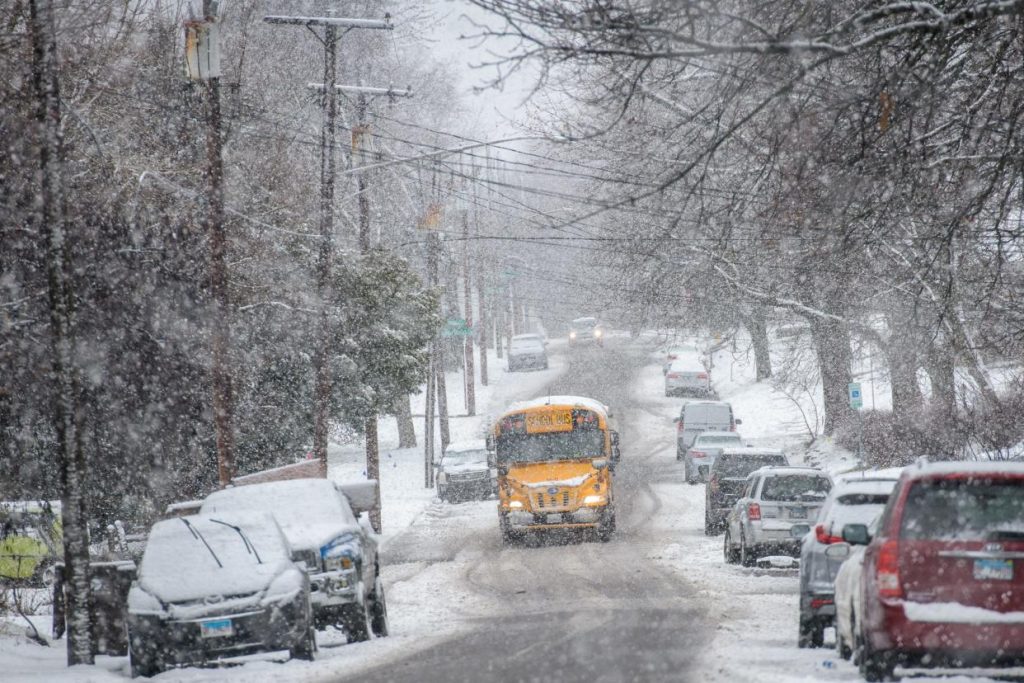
(441, 318, 472, 338)
(848, 382, 863, 410)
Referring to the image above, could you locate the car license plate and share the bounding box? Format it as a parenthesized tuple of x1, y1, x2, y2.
(974, 558, 1013, 581)
(545, 513, 563, 524)
(200, 618, 234, 638)
(789, 507, 807, 519)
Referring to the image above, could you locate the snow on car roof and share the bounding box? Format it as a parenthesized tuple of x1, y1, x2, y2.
(831, 478, 898, 497)
(139, 513, 291, 604)
(200, 478, 359, 552)
(902, 460, 1024, 479)
(572, 317, 597, 325)
(752, 465, 828, 477)
(445, 439, 487, 453)
(696, 431, 742, 439)
(512, 333, 542, 340)
(668, 357, 705, 371)
(720, 447, 783, 456)
(508, 395, 610, 416)
(834, 467, 904, 485)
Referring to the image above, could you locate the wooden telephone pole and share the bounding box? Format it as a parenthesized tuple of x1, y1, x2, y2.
(187, 1, 235, 487)
(263, 13, 392, 478)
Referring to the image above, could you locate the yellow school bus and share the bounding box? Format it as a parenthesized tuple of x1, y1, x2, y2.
(489, 395, 621, 544)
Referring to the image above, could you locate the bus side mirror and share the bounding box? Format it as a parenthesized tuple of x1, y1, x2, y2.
(610, 431, 621, 462)
(485, 435, 495, 451)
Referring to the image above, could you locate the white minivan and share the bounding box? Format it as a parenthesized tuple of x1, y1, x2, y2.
(673, 400, 740, 457)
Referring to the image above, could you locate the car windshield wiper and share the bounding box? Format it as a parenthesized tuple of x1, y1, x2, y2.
(209, 519, 263, 564)
(180, 518, 222, 568)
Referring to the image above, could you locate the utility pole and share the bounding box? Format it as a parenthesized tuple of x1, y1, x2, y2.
(462, 210, 476, 415)
(342, 84, 410, 533)
(27, 0, 91, 665)
(341, 85, 411, 251)
(263, 13, 392, 478)
(188, 1, 234, 487)
(477, 267, 488, 386)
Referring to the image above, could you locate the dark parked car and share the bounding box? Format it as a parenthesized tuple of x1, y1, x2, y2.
(705, 448, 788, 535)
(437, 440, 494, 501)
(126, 513, 314, 677)
(845, 461, 1024, 681)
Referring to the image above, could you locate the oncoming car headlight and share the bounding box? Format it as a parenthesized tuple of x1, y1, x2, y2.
(569, 331, 577, 340)
(594, 329, 603, 338)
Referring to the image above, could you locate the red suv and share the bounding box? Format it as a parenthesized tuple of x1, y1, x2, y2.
(843, 462, 1024, 681)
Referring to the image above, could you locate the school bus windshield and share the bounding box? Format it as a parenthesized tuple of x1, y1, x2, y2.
(496, 430, 605, 464)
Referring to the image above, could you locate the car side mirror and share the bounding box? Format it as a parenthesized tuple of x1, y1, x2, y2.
(789, 523, 811, 539)
(734, 419, 742, 426)
(672, 417, 680, 424)
(842, 523, 871, 546)
(824, 543, 851, 560)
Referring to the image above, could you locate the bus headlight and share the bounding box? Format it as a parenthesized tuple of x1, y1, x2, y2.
(508, 500, 523, 509)
(583, 495, 605, 506)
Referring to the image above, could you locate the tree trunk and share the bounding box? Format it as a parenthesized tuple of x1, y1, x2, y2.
(395, 394, 416, 448)
(365, 418, 381, 532)
(885, 344, 923, 422)
(809, 318, 854, 436)
(435, 345, 450, 453)
(28, 0, 92, 664)
(743, 308, 772, 381)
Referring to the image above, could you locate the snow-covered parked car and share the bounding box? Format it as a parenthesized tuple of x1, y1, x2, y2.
(507, 333, 549, 371)
(126, 513, 314, 678)
(681, 431, 744, 484)
(833, 521, 875, 663)
(200, 478, 387, 642)
(797, 470, 901, 649)
(724, 466, 832, 566)
(841, 461, 1024, 682)
(437, 440, 494, 502)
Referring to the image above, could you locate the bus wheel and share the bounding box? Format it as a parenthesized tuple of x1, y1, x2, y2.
(598, 507, 616, 542)
(499, 514, 520, 545)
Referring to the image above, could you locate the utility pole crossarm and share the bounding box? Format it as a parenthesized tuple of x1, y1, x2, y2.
(263, 15, 393, 30)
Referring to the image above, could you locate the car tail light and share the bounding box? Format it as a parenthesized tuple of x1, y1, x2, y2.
(690, 450, 707, 459)
(667, 372, 680, 379)
(810, 597, 834, 610)
(729, 423, 736, 432)
(668, 354, 677, 361)
(709, 476, 719, 494)
(697, 373, 708, 380)
(815, 523, 843, 545)
(677, 421, 684, 434)
(747, 502, 761, 521)
(875, 539, 902, 599)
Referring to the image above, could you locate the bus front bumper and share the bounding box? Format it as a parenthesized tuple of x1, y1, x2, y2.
(505, 507, 602, 529)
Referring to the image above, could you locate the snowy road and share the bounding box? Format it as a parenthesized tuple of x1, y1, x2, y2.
(346, 342, 714, 682)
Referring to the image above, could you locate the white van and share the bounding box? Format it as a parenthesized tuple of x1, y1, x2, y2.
(673, 401, 740, 456)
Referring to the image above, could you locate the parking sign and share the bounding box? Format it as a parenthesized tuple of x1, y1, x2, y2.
(848, 382, 863, 410)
